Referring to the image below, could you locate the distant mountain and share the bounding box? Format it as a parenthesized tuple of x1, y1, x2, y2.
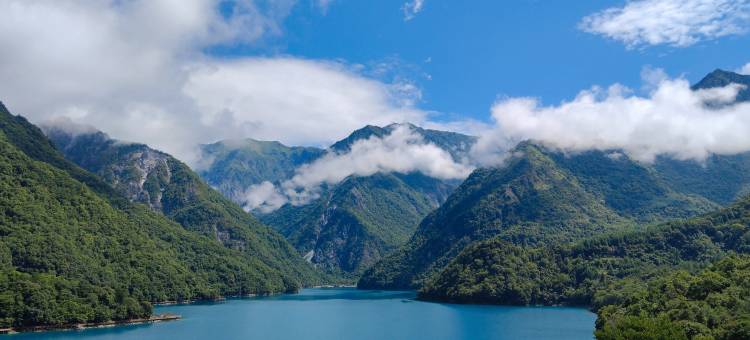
(0, 103, 315, 329)
(198, 123, 474, 279)
(329, 123, 476, 161)
(358, 143, 716, 289)
(692, 69, 750, 102)
(44, 125, 324, 287)
(261, 172, 454, 279)
(198, 139, 325, 202)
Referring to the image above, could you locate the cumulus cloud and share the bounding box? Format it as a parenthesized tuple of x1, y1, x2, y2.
(738, 63, 750, 75)
(241, 125, 474, 211)
(403, 0, 425, 21)
(0, 0, 432, 165)
(579, 0, 750, 48)
(473, 72, 750, 165)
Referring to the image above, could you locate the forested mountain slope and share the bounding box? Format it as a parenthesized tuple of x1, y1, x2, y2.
(0, 103, 310, 329)
(358, 143, 715, 289)
(201, 123, 474, 279)
(44, 126, 323, 286)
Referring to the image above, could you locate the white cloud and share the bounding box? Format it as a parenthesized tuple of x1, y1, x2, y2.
(473, 71, 750, 164)
(241, 181, 289, 213)
(738, 63, 750, 75)
(0, 0, 434, 166)
(579, 0, 750, 48)
(241, 125, 474, 211)
(403, 0, 425, 21)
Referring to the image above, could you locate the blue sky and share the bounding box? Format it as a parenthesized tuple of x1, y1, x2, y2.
(214, 0, 750, 122)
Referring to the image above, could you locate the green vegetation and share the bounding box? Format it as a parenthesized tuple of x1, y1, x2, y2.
(417, 194, 750, 338)
(45, 127, 325, 287)
(358, 142, 715, 290)
(0, 106, 316, 328)
(262, 173, 451, 279)
(199, 123, 473, 280)
(198, 138, 324, 202)
(596, 256, 750, 340)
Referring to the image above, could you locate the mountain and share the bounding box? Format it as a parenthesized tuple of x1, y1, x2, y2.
(261, 172, 453, 278)
(418, 195, 750, 338)
(198, 139, 325, 202)
(43, 125, 324, 287)
(358, 70, 750, 291)
(329, 123, 476, 161)
(0, 103, 311, 329)
(692, 69, 750, 102)
(358, 143, 718, 290)
(198, 123, 474, 279)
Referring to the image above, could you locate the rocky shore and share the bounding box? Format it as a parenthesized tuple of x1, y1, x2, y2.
(0, 314, 181, 335)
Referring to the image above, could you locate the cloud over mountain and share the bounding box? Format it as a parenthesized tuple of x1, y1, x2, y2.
(473, 72, 750, 164)
(242, 125, 474, 212)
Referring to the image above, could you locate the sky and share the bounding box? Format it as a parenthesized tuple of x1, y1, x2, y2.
(1, 0, 750, 169)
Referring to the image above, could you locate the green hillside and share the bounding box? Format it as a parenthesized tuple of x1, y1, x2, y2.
(359, 143, 717, 290)
(419, 195, 750, 338)
(0, 104, 311, 328)
(44, 127, 324, 286)
(261, 173, 452, 279)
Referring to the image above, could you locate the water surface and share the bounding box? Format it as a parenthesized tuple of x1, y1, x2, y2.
(11, 288, 595, 340)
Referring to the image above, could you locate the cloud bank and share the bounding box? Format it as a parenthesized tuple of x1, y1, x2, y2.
(739, 63, 750, 75)
(473, 74, 750, 164)
(0, 0, 431, 165)
(241, 125, 474, 212)
(579, 0, 750, 48)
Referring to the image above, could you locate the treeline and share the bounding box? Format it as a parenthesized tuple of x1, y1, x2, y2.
(0, 106, 309, 328)
(418, 195, 750, 338)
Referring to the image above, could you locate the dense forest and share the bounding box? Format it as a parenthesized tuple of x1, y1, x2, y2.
(359, 142, 717, 290)
(0, 105, 310, 328)
(45, 126, 324, 286)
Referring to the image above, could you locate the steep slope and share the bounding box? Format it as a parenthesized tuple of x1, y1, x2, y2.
(44, 126, 323, 286)
(419, 195, 750, 337)
(358, 143, 716, 289)
(200, 123, 474, 279)
(261, 173, 453, 278)
(198, 139, 325, 202)
(692, 68, 750, 102)
(0, 103, 304, 328)
(418, 193, 750, 305)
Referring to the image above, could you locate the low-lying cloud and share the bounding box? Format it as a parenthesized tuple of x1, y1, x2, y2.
(241, 125, 474, 212)
(473, 73, 750, 164)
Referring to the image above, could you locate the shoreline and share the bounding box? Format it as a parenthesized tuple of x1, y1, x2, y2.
(0, 314, 181, 335)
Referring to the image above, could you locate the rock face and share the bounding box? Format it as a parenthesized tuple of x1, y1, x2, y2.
(199, 123, 475, 280)
(43, 125, 324, 285)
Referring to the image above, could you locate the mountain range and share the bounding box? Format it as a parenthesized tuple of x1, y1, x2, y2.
(0, 103, 321, 328)
(198, 123, 474, 279)
(3, 68, 750, 337)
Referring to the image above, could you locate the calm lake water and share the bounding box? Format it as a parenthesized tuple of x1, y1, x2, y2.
(9, 288, 596, 340)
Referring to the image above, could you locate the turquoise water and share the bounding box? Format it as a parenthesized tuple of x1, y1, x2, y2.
(9, 288, 595, 340)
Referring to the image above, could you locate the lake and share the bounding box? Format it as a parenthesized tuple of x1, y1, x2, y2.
(10, 288, 596, 340)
